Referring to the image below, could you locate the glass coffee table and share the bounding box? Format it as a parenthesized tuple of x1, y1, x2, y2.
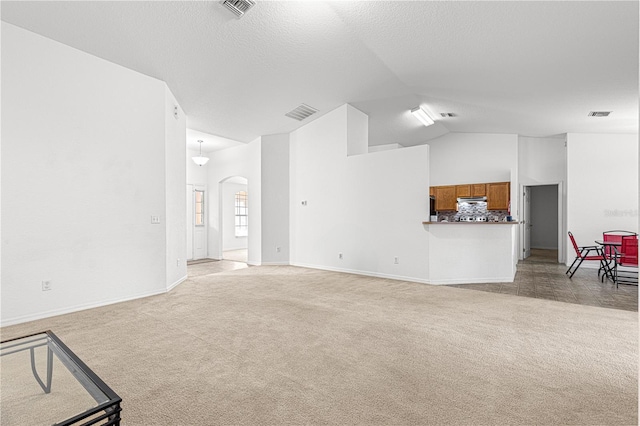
(1, 330, 121, 425)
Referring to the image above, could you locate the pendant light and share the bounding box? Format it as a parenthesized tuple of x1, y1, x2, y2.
(192, 140, 209, 166)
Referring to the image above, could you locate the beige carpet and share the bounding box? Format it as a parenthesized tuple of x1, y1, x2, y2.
(1, 266, 637, 425)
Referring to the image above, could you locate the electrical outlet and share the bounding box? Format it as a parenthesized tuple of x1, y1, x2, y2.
(177, 259, 180, 266)
(42, 280, 52, 291)
(151, 216, 161, 224)
(394, 257, 399, 264)
(338, 253, 343, 259)
(276, 247, 281, 253)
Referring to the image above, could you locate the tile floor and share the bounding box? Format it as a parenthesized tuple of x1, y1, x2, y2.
(187, 258, 249, 277)
(223, 248, 248, 263)
(187, 249, 637, 312)
(448, 249, 638, 311)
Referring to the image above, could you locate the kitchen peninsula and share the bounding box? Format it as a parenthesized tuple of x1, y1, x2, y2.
(423, 221, 519, 284)
(424, 180, 519, 284)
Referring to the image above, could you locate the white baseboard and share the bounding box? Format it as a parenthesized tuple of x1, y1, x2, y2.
(0, 287, 168, 328)
(260, 262, 290, 266)
(167, 274, 188, 292)
(428, 276, 516, 285)
(290, 262, 431, 285)
(290, 262, 517, 286)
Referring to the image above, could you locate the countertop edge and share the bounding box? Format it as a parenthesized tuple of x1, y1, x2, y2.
(422, 221, 520, 225)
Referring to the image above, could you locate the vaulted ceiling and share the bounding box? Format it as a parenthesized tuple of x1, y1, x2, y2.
(2, 1, 638, 151)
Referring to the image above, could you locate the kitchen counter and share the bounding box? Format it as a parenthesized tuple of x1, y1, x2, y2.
(422, 221, 519, 225)
(423, 221, 518, 284)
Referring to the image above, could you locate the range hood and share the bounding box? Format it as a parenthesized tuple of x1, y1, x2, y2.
(457, 196, 487, 203)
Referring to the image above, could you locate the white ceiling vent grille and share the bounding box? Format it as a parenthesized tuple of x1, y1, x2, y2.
(588, 111, 612, 117)
(221, 0, 255, 18)
(285, 104, 318, 121)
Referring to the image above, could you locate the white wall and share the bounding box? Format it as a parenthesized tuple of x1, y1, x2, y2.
(206, 141, 262, 264)
(1, 23, 186, 325)
(165, 88, 187, 289)
(518, 136, 566, 184)
(290, 104, 431, 281)
(428, 133, 518, 185)
(530, 185, 559, 249)
(221, 182, 248, 251)
(261, 134, 290, 265)
(369, 144, 402, 153)
(347, 105, 368, 156)
(187, 148, 208, 186)
(567, 133, 638, 264)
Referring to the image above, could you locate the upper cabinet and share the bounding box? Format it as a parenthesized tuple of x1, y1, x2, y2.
(471, 184, 486, 197)
(455, 185, 471, 198)
(434, 186, 457, 211)
(486, 182, 510, 210)
(431, 181, 510, 212)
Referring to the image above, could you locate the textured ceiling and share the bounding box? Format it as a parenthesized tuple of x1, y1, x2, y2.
(2, 1, 638, 150)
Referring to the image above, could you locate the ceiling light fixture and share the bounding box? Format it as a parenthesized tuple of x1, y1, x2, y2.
(192, 140, 209, 166)
(410, 106, 435, 127)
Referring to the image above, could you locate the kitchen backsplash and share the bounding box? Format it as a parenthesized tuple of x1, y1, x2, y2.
(436, 201, 509, 222)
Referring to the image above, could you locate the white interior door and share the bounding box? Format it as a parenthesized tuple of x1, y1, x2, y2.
(193, 187, 207, 260)
(523, 186, 532, 258)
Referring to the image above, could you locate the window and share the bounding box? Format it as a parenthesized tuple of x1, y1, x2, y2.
(195, 190, 204, 226)
(235, 191, 248, 237)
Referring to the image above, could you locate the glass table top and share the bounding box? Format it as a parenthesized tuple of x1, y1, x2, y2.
(1, 331, 121, 426)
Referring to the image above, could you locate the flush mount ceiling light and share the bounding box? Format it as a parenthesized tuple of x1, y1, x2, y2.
(192, 140, 209, 166)
(410, 106, 435, 127)
(221, 0, 256, 18)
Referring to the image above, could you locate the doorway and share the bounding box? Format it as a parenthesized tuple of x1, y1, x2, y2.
(186, 185, 208, 260)
(219, 176, 248, 263)
(521, 183, 563, 263)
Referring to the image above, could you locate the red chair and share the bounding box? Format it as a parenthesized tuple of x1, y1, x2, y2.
(600, 231, 637, 281)
(566, 232, 607, 278)
(613, 236, 638, 287)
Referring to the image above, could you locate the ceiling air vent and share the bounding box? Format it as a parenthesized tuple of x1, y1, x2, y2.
(440, 113, 455, 118)
(588, 111, 612, 117)
(221, 0, 255, 18)
(285, 104, 318, 121)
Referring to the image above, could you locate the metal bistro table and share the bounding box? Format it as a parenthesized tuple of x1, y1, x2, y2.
(0, 330, 121, 426)
(595, 240, 621, 282)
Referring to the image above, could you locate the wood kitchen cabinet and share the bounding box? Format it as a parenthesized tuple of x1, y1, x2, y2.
(429, 187, 435, 197)
(435, 186, 457, 211)
(471, 184, 486, 197)
(455, 184, 471, 198)
(487, 182, 510, 210)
